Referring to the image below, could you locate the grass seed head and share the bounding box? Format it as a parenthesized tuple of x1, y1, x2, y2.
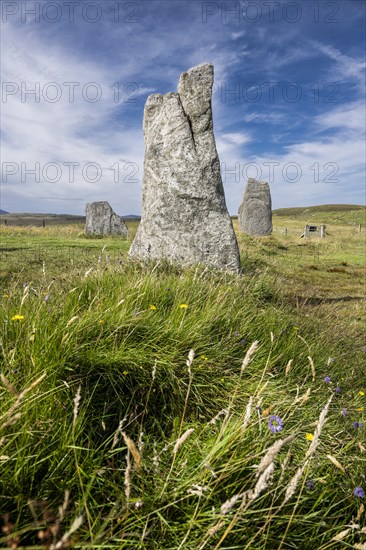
(173, 428, 194, 455)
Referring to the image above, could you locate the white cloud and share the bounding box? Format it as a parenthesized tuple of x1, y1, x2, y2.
(221, 132, 252, 146)
(308, 40, 366, 85)
(244, 112, 287, 124)
(231, 30, 246, 40)
(314, 100, 366, 134)
(1, 23, 145, 214)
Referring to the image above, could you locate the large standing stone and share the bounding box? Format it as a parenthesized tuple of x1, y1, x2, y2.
(129, 63, 240, 272)
(238, 179, 272, 236)
(85, 201, 128, 237)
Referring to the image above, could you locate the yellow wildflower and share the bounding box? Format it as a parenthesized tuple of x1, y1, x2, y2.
(359, 391, 365, 396)
(200, 355, 208, 361)
(149, 304, 157, 310)
(306, 433, 314, 441)
(123, 371, 129, 375)
(11, 314, 25, 321)
(179, 304, 188, 309)
(356, 408, 363, 412)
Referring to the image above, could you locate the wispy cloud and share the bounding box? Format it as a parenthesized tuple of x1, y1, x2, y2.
(1, 0, 365, 214)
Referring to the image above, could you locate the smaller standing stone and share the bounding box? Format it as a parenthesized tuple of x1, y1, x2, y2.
(238, 178, 272, 236)
(85, 201, 128, 237)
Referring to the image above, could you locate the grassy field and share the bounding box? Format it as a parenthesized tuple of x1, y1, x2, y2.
(0, 207, 365, 549)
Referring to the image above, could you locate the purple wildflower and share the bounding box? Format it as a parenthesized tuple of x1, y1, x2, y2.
(44, 294, 50, 301)
(335, 386, 341, 393)
(354, 487, 365, 498)
(361, 347, 366, 353)
(280, 328, 286, 335)
(268, 415, 284, 433)
(353, 421, 363, 428)
(324, 376, 331, 383)
(306, 479, 315, 490)
(341, 408, 348, 416)
(240, 338, 246, 345)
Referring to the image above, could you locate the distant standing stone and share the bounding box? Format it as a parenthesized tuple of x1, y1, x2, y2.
(238, 178, 272, 236)
(129, 63, 240, 272)
(85, 201, 128, 237)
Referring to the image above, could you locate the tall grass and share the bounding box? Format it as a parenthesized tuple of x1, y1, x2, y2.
(1, 255, 365, 548)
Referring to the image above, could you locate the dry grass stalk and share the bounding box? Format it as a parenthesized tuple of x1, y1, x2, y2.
(111, 418, 126, 449)
(299, 387, 311, 405)
(1, 374, 19, 397)
(52, 515, 83, 549)
(124, 449, 132, 504)
(307, 356, 316, 381)
(305, 395, 333, 460)
(152, 441, 159, 471)
(204, 520, 225, 539)
(283, 395, 333, 504)
(256, 435, 295, 478)
(248, 463, 275, 501)
(21, 285, 30, 306)
(356, 503, 365, 522)
(208, 409, 229, 425)
(240, 341, 259, 374)
(241, 396, 253, 430)
(331, 528, 352, 541)
(122, 431, 142, 471)
(138, 430, 144, 455)
(283, 464, 306, 505)
(73, 386, 81, 429)
(285, 359, 293, 377)
(66, 315, 79, 327)
(58, 490, 70, 521)
(186, 349, 195, 369)
(152, 360, 157, 382)
(173, 428, 194, 455)
(220, 492, 246, 515)
(326, 454, 345, 472)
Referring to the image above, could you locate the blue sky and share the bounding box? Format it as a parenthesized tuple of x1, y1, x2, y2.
(1, 0, 365, 215)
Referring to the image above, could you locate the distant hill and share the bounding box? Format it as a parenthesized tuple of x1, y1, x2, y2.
(0, 212, 141, 227)
(0, 209, 9, 215)
(0, 213, 85, 227)
(273, 204, 364, 216)
(273, 204, 365, 225)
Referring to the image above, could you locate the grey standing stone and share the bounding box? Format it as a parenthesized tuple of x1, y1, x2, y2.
(129, 63, 240, 272)
(85, 201, 128, 237)
(238, 179, 272, 236)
